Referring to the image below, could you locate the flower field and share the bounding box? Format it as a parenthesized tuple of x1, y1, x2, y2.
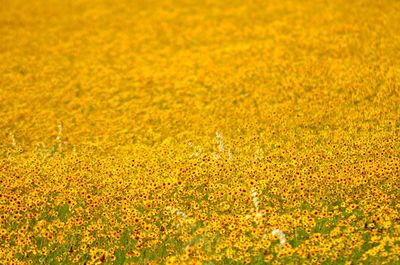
(1, 0, 400, 264)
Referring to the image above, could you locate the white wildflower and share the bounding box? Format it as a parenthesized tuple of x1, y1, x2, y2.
(251, 189, 260, 212)
(251, 189, 263, 225)
(56, 122, 63, 141)
(9, 132, 17, 147)
(228, 149, 233, 161)
(212, 152, 220, 160)
(188, 141, 203, 158)
(166, 206, 192, 229)
(194, 148, 202, 157)
(215, 131, 224, 154)
(272, 228, 287, 248)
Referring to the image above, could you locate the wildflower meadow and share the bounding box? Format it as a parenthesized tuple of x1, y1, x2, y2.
(0, 0, 399, 264)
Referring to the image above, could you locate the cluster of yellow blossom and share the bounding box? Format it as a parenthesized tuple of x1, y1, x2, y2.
(1, 0, 399, 264)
